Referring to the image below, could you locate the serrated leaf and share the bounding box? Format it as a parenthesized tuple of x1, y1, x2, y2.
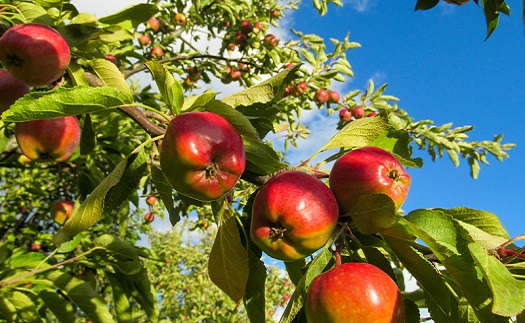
(80, 114, 96, 155)
(16, 2, 53, 25)
(3, 87, 131, 123)
(445, 207, 509, 239)
(371, 129, 423, 168)
(90, 58, 133, 101)
(0, 290, 16, 322)
(205, 100, 260, 139)
(54, 150, 146, 245)
(208, 209, 249, 304)
(7, 291, 41, 323)
(10, 252, 46, 268)
(107, 272, 133, 322)
(221, 64, 300, 108)
(315, 114, 388, 153)
(182, 91, 218, 112)
(349, 194, 397, 234)
(98, 4, 159, 29)
(94, 234, 149, 259)
(145, 61, 184, 115)
(244, 249, 267, 323)
(151, 164, 180, 226)
(38, 289, 76, 323)
(284, 259, 307, 286)
(243, 136, 287, 175)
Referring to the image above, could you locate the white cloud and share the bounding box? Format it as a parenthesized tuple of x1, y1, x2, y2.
(75, 0, 142, 17)
(345, 0, 378, 13)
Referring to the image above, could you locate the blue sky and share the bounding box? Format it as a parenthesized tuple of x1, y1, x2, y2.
(282, 1, 525, 240)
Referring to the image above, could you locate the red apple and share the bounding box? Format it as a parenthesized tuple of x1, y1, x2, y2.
(144, 212, 155, 223)
(296, 82, 308, 94)
(368, 111, 378, 117)
(0, 23, 70, 86)
(51, 200, 75, 225)
(240, 21, 253, 34)
(159, 112, 246, 201)
(352, 106, 365, 119)
(338, 108, 352, 122)
(306, 262, 405, 323)
(250, 171, 339, 261)
(104, 54, 118, 65)
(329, 146, 411, 214)
(315, 89, 329, 104)
(15, 116, 81, 162)
(328, 90, 340, 103)
(254, 22, 264, 31)
(230, 68, 242, 80)
(187, 66, 201, 81)
(146, 195, 157, 205)
(138, 34, 151, 46)
(31, 242, 41, 251)
(147, 17, 160, 31)
(174, 13, 187, 26)
(227, 43, 236, 51)
(151, 46, 163, 58)
(0, 69, 30, 114)
(263, 34, 279, 49)
(235, 32, 247, 45)
(271, 8, 281, 18)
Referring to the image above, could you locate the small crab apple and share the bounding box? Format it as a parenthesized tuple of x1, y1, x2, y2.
(230, 68, 242, 81)
(306, 262, 405, 323)
(328, 90, 340, 104)
(51, 200, 75, 225)
(31, 242, 41, 251)
(263, 34, 279, 49)
(15, 116, 81, 162)
(240, 20, 253, 34)
(144, 212, 155, 223)
(250, 171, 339, 261)
(147, 17, 160, 31)
(352, 106, 365, 119)
(0, 69, 30, 114)
(254, 22, 264, 31)
(174, 13, 187, 26)
(0, 23, 70, 86)
(104, 54, 118, 65)
(329, 146, 411, 214)
(368, 111, 378, 117)
(160, 112, 246, 201)
(187, 66, 201, 81)
(235, 32, 247, 45)
(271, 8, 281, 18)
(339, 108, 352, 122)
(315, 89, 330, 104)
(138, 34, 151, 46)
(146, 195, 157, 206)
(150, 46, 163, 58)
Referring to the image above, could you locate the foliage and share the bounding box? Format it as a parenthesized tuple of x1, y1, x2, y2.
(0, 0, 522, 322)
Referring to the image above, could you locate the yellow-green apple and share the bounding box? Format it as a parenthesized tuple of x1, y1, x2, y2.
(51, 200, 75, 225)
(306, 262, 405, 323)
(329, 146, 411, 214)
(160, 112, 246, 201)
(15, 116, 81, 162)
(250, 171, 339, 261)
(0, 23, 70, 86)
(174, 13, 187, 26)
(0, 69, 30, 113)
(338, 108, 352, 122)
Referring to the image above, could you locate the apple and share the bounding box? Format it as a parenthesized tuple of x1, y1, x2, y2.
(235, 32, 247, 45)
(305, 262, 405, 323)
(147, 17, 160, 31)
(230, 68, 242, 80)
(338, 108, 352, 122)
(104, 54, 118, 65)
(227, 43, 236, 51)
(151, 46, 163, 58)
(263, 34, 279, 49)
(138, 34, 151, 46)
(240, 21, 253, 34)
(159, 112, 246, 201)
(283, 85, 294, 98)
(31, 242, 41, 251)
(329, 146, 411, 214)
(271, 8, 281, 18)
(15, 116, 81, 162)
(352, 106, 365, 119)
(254, 22, 264, 31)
(328, 90, 340, 104)
(368, 111, 378, 117)
(144, 212, 155, 223)
(51, 200, 75, 225)
(187, 66, 201, 81)
(174, 13, 187, 26)
(315, 89, 329, 104)
(0, 23, 70, 86)
(0, 69, 30, 114)
(296, 82, 308, 94)
(250, 171, 339, 261)
(146, 195, 157, 205)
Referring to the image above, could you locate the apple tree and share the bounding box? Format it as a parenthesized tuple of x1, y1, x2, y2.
(0, 0, 522, 322)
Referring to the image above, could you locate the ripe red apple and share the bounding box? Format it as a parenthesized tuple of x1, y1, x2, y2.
(368, 111, 378, 117)
(352, 106, 365, 119)
(230, 68, 242, 81)
(329, 146, 411, 214)
(0, 69, 30, 114)
(315, 89, 329, 104)
(0, 23, 70, 86)
(31, 242, 41, 251)
(338, 108, 352, 122)
(240, 21, 253, 34)
(144, 212, 155, 223)
(146, 195, 157, 205)
(328, 90, 340, 103)
(104, 54, 118, 65)
(15, 116, 81, 162)
(250, 171, 339, 261)
(254, 22, 264, 31)
(147, 17, 160, 31)
(138, 34, 151, 46)
(51, 200, 75, 225)
(159, 112, 246, 201)
(271, 8, 281, 18)
(235, 32, 247, 45)
(174, 13, 187, 26)
(263, 34, 279, 49)
(306, 262, 405, 323)
(296, 81, 308, 94)
(151, 46, 163, 58)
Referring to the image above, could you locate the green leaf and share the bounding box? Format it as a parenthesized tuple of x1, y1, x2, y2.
(80, 114, 96, 155)
(221, 64, 300, 108)
(0, 290, 17, 322)
(38, 289, 76, 323)
(107, 273, 134, 322)
(371, 129, 423, 168)
(315, 114, 389, 153)
(16, 2, 53, 25)
(94, 234, 149, 260)
(98, 4, 159, 29)
(182, 91, 218, 112)
(445, 207, 509, 239)
(348, 194, 397, 234)
(10, 252, 46, 268)
(54, 149, 147, 245)
(145, 61, 184, 115)
(244, 249, 267, 323)
(3, 86, 131, 122)
(7, 291, 42, 323)
(243, 136, 287, 175)
(90, 58, 133, 102)
(284, 259, 307, 286)
(208, 209, 249, 304)
(151, 164, 180, 226)
(205, 100, 260, 140)
(415, 0, 439, 10)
